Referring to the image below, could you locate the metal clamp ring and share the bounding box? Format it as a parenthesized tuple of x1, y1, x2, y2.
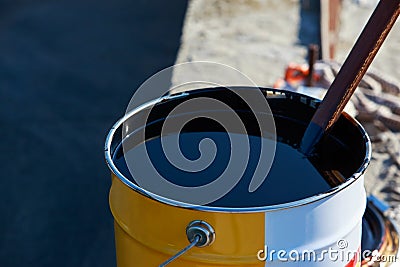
(159, 220, 215, 266)
(186, 220, 215, 247)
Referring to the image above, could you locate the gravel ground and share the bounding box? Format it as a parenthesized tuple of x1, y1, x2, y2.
(336, 0, 400, 80)
(173, 0, 311, 88)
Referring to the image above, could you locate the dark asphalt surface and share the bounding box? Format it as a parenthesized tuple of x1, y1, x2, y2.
(0, 1, 187, 266)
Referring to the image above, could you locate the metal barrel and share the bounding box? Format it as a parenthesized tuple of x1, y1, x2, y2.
(105, 87, 371, 266)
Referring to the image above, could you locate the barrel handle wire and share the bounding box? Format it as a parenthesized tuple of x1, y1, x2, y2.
(158, 220, 215, 267)
(159, 235, 201, 267)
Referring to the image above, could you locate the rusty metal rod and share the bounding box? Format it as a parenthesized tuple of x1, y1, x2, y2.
(300, 0, 400, 155)
(305, 44, 319, 87)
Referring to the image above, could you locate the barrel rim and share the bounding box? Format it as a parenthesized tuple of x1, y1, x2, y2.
(104, 87, 371, 213)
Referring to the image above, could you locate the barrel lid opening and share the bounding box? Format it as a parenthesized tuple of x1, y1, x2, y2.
(105, 87, 371, 212)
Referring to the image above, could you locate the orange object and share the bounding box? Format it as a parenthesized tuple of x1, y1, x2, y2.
(274, 63, 321, 90)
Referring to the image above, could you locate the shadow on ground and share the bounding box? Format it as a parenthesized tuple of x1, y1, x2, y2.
(297, 0, 321, 53)
(0, 1, 187, 266)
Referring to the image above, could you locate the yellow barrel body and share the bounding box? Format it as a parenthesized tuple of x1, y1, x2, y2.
(110, 174, 265, 266)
